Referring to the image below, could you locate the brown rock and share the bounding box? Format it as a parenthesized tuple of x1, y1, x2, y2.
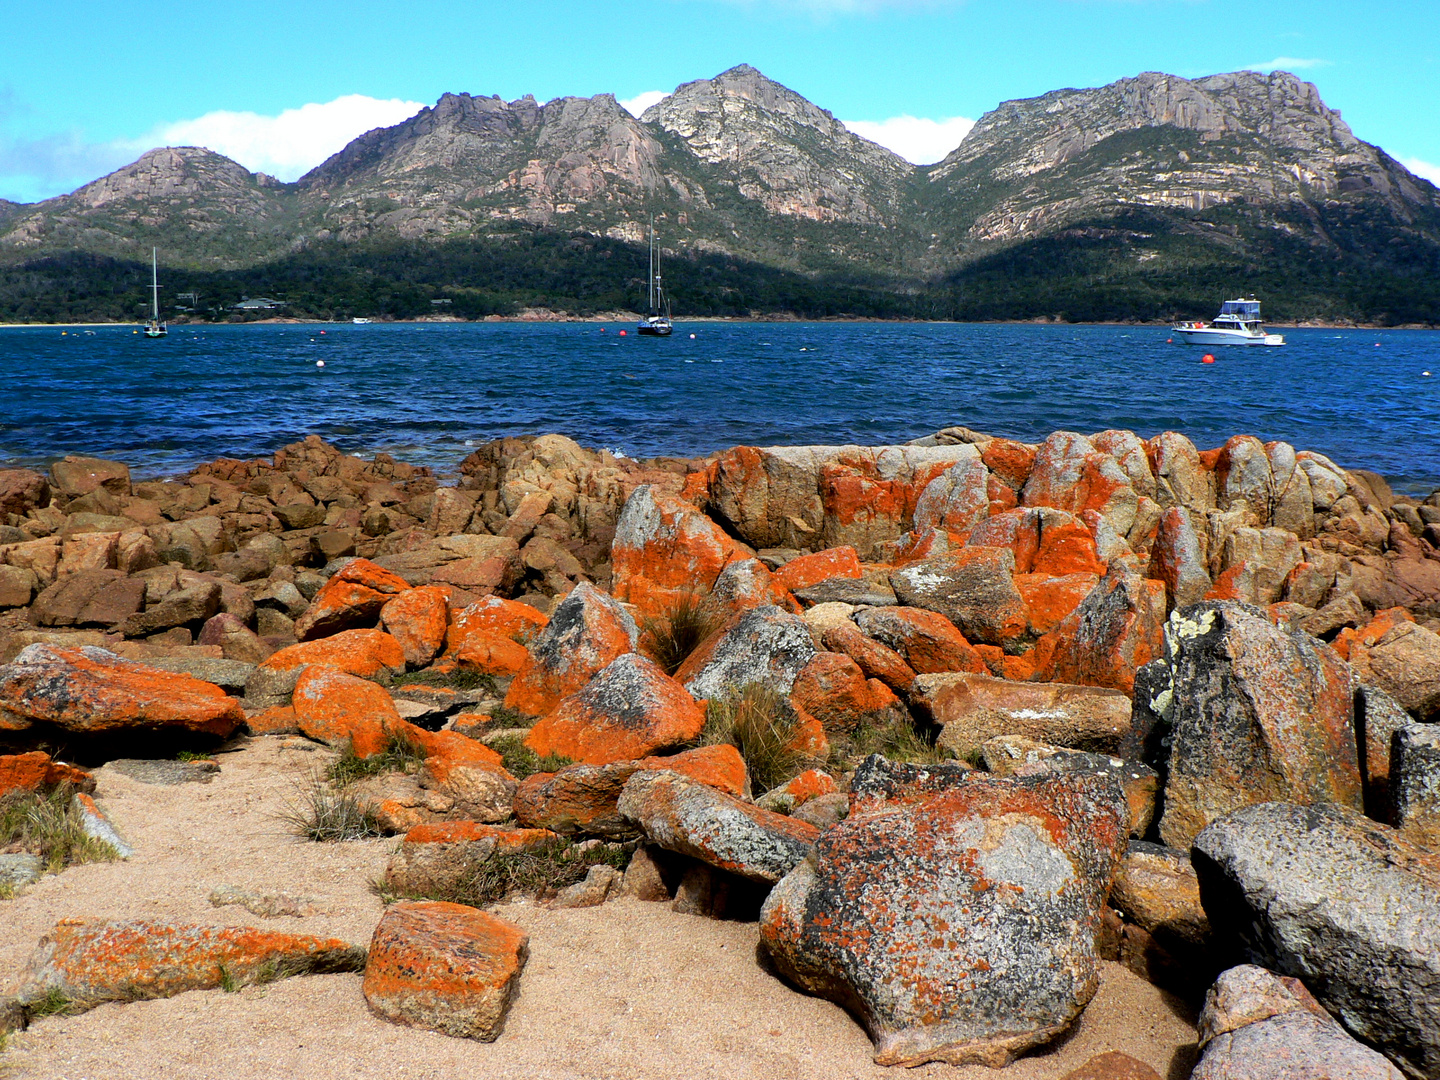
(852, 605, 986, 675)
(889, 546, 1028, 647)
(291, 665, 401, 757)
(293, 557, 411, 641)
(913, 671, 1133, 755)
(49, 456, 131, 498)
(820, 621, 917, 694)
(790, 651, 902, 733)
(383, 821, 558, 895)
(1061, 1052, 1162, 1080)
(0, 468, 50, 517)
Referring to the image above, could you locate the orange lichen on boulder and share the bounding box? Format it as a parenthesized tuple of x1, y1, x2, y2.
(524, 653, 706, 766)
(768, 768, 837, 808)
(18, 919, 364, 1008)
(243, 705, 298, 736)
(291, 665, 401, 757)
(610, 484, 747, 622)
(294, 557, 412, 641)
(446, 597, 548, 653)
(821, 622, 918, 695)
(0, 644, 244, 738)
(380, 585, 451, 668)
(852, 606, 987, 676)
(503, 583, 638, 718)
(637, 743, 748, 798)
(362, 901, 529, 1041)
(1015, 572, 1101, 637)
(259, 629, 406, 680)
(0, 751, 93, 797)
(451, 633, 531, 677)
(773, 546, 863, 594)
(791, 652, 902, 734)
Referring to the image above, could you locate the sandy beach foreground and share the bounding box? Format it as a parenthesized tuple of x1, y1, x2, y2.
(0, 739, 1198, 1080)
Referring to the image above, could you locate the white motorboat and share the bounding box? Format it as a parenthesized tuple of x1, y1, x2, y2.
(637, 217, 673, 337)
(352, 317, 371, 324)
(1172, 298, 1284, 346)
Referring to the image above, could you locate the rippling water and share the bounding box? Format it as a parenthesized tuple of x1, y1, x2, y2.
(2, 321, 1438, 493)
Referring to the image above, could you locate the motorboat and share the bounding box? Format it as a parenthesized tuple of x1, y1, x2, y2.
(143, 247, 167, 338)
(1172, 298, 1284, 346)
(637, 217, 673, 337)
(352, 317, 372, 324)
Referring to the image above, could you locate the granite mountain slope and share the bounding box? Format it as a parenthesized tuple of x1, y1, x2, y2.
(0, 65, 1437, 322)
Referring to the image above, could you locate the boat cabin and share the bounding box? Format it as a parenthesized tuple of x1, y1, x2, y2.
(1214, 299, 1262, 329)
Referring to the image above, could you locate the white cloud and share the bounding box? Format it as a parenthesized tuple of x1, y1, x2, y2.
(841, 114, 975, 164)
(620, 91, 669, 118)
(126, 94, 426, 181)
(1403, 158, 1440, 186)
(1244, 56, 1331, 73)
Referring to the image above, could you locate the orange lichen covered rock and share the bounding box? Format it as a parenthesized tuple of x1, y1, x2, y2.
(380, 585, 451, 668)
(676, 604, 818, 700)
(852, 606, 986, 676)
(821, 622, 918, 695)
(243, 705, 298, 736)
(294, 557, 412, 641)
(291, 665, 401, 757)
(408, 728, 516, 825)
(1148, 507, 1212, 612)
(610, 484, 746, 622)
(761, 769, 837, 811)
(759, 757, 1129, 1068)
(911, 449, 991, 539)
(911, 671, 1133, 756)
(18, 919, 364, 1008)
(711, 557, 799, 614)
(773, 546, 864, 594)
(1033, 563, 1166, 695)
(513, 760, 642, 837)
(524, 653, 706, 766)
(1015, 572, 1101, 637)
(791, 652, 902, 734)
(0, 644, 243, 738)
(1021, 431, 1139, 538)
(363, 901, 528, 1041)
(617, 769, 819, 883)
(970, 507, 1105, 577)
(0, 751, 93, 797)
(446, 597, 547, 653)
(259, 629, 406, 680)
(638, 743, 748, 798)
(451, 632, 530, 677)
(981, 438, 1038, 491)
(503, 583, 638, 718)
(384, 823, 557, 894)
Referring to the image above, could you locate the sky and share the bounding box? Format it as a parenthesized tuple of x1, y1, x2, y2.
(1, 0, 1437, 204)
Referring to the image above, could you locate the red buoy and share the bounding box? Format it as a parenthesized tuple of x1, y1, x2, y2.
(619, 329, 627, 336)
(1202, 353, 1216, 364)
(1167, 338, 1173, 343)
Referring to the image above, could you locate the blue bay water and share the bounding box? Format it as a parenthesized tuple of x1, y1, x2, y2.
(1, 321, 1437, 494)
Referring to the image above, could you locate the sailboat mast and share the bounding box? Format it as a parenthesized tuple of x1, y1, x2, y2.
(151, 247, 160, 320)
(647, 217, 656, 314)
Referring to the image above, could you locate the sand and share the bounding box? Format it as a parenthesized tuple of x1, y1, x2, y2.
(0, 739, 1199, 1080)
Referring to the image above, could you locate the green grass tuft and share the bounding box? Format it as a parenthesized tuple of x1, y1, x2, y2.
(391, 668, 499, 694)
(486, 734, 573, 780)
(326, 729, 430, 787)
(829, 716, 956, 770)
(639, 591, 724, 676)
(700, 684, 816, 794)
(0, 785, 120, 873)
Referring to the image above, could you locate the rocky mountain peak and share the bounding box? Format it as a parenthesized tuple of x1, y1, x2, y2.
(66, 147, 263, 211)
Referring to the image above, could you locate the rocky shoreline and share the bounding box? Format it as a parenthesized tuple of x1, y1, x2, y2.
(2, 426, 1439, 1076)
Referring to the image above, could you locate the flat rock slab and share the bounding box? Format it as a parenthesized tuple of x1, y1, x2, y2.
(107, 758, 220, 786)
(618, 769, 818, 884)
(363, 901, 528, 1041)
(760, 756, 1129, 1068)
(0, 644, 244, 739)
(383, 822, 558, 897)
(1195, 801, 1440, 1079)
(17, 919, 365, 1009)
(913, 671, 1132, 754)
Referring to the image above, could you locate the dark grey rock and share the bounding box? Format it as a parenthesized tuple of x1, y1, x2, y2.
(1358, 683, 1416, 818)
(888, 546, 1027, 646)
(144, 656, 254, 694)
(1194, 801, 1440, 1078)
(1392, 723, 1440, 849)
(120, 582, 222, 638)
(681, 604, 816, 700)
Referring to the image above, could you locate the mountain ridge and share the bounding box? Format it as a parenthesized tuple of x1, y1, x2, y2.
(1, 65, 1437, 324)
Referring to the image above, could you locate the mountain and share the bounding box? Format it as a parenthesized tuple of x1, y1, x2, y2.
(1, 66, 1437, 323)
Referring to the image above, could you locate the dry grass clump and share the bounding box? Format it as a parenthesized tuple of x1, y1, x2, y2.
(486, 734, 574, 780)
(378, 838, 629, 908)
(701, 684, 819, 793)
(640, 591, 724, 676)
(829, 716, 956, 770)
(277, 768, 383, 843)
(0, 784, 120, 872)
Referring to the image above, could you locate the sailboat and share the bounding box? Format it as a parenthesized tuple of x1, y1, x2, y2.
(637, 218, 673, 337)
(143, 248, 167, 338)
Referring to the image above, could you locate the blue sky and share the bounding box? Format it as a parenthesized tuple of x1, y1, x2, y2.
(1, 0, 1436, 203)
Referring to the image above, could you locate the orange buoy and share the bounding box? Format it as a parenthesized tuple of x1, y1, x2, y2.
(1202, 353, 1216, 364)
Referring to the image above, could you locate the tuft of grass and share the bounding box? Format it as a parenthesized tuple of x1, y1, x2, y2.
(23, 988, 74, 1021)
(174, 750, 211, 763)
(217, 964, 240, 994)
(276, 769, 383, 843)
(640, 591, 724, 676)
(392, 668, 498, 694)
(0, 785, 120, 872)
(486, 734, 574, 780)
(829, 717, 956, 770)
(379, 838, 629, 908)
(485, 705, 534, 730)
(326, 728, 429, 787)
(700, 684, 816, 793)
